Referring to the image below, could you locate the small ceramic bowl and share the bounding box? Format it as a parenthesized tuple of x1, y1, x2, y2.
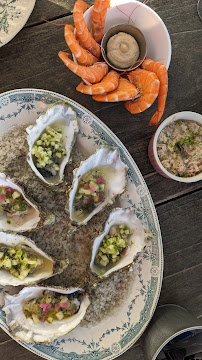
(101, 24, 146, 72)
(148, 111, 202, 183)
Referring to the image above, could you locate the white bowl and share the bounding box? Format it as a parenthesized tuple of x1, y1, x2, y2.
(83, 0, 172, 69)
(148, 111, 202, 183)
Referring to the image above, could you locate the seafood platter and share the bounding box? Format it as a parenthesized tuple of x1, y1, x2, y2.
(0, 88, 163, 360)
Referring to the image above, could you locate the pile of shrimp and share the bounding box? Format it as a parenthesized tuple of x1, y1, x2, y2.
(58, 0, 168, 126)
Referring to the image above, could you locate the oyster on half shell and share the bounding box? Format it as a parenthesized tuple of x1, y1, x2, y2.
(90, 208, 148, 278)
(27, 102, 79, 186)
(0, 232, 68, 286)
(0, 173, 55, 232)
(68, 145, 128, 226)
(3, 286, 90, 343)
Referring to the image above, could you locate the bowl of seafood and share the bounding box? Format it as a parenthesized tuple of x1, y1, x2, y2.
(0, 88, 163, 360)
(58, 0, 171, 126)
(148, 111, 202, 182)
(100, 23, 146, 72)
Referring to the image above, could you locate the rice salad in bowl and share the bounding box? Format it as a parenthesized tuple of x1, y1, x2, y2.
(148, 111, 202, 183)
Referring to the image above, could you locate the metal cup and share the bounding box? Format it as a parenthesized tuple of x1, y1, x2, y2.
(141, 304, 202, 360)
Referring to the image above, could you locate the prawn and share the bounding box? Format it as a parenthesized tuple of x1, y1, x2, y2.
(64, 25, 98, 66)
(76, 70, 119, 95)
(92, 0, 110, 44)
(124, 68, 160, 114)
(92, 77, 138, 102)
(73, 0, 101, 59)
(141, 57, 168, 126)
(58, 51, 108, 84)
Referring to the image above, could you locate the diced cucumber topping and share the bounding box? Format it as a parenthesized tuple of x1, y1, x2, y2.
(95, 224, 133, 267)
(31, 126, 66, 172)
(0, 246, 43, 280)
(23, 292, 80, 324)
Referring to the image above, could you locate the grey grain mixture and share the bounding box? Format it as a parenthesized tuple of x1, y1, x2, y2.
(0, 125, 135, 326)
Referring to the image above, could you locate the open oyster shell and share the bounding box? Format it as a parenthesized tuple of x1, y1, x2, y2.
(68, 145, 128, 226)
(3, 286, 90, 343)
(0, 173, 55, 232)
(0, 232, 68, 286)
(90, 208, 148, 278)
(26, 102, 79, 186)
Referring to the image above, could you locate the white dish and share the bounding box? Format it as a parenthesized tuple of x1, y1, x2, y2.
(0, 88, 163, 360)
(148, 111, 202, 182)
(84, 0, 172, 69)
(0, 0, 36, 47)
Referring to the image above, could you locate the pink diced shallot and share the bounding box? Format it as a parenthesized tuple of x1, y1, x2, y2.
(99, 194, 104, 201)
(84, 183, 89, 189)
(41, 315, 46, 323)
(55, 303, 61, 310)
(90, 186, 95, 192)
(6, 187, 13, 193)
(0, 195, 6, 203)
(87, 197, 93, 203)
(60, 302, 70, 308)
(97, 176, 105, 184)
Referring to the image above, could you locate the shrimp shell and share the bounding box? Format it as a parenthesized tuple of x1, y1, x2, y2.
(64, 24, 98, 66)
(92, 77, 138, 102)
(124, 68, 160, 114)
(141, 57, 168, 126)
(73, 0, 101, 59)
(92, 0, 110, 44)
(76, 70, 119, 95)
(58, 51, 108, 84)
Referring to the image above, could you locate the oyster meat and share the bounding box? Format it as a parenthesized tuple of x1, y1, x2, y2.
(27, 102, 79, 186)
(0, 232, 68, 286)
(68, 145, 128, 225)
(0, 173, 55, 232)
(3, 286, 90, 343)
(90, 208, 148, 278)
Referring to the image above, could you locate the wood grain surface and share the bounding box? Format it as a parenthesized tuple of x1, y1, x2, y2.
(0, 0, 202, 359)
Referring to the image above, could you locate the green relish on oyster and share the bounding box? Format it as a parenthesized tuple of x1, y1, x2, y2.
(23, 291, 80, 324)
(73, 167, 106, 221)
(95, 224, 133, 268)
(31, 126, 66, 178)
(0, 246, 43, 281)
(0, 186, 31, 225)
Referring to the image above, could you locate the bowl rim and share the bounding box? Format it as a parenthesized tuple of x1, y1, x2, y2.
(84, 0, 172, 70)
(100, 23, 147, 72)
(151, 111, 202, 183)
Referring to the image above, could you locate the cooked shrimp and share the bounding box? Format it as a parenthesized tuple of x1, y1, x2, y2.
(124, 68, 160, 114)
(58, 51, 108, 84)
(92, 77, 138, 102)
(76, 70, 119, 95)
(141, 58, 168, 126)
(73, 0, 101, 59)
(92, 0, 110, 44)
(64, 25, 98, 66)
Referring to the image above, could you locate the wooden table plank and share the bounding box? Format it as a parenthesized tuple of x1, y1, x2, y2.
(25, 0, 94, 27)
(0, 0, 202, 359)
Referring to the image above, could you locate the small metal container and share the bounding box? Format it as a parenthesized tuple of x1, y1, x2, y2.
(101, 24, 146, 72)
(141, 304, 202, 360)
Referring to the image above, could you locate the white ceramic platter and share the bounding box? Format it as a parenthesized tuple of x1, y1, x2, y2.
(0, 0, 36, 47)
(0, 89, 163, 360)
(84, 0, 172, 69)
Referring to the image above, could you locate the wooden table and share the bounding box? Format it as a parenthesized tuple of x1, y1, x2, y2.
(0, 0, 201, 359)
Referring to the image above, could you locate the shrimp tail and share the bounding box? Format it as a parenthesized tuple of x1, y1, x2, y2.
(149, 111, 159, 126)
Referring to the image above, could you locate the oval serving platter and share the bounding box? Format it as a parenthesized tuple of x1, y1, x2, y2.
(0, 89, 163, 360)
